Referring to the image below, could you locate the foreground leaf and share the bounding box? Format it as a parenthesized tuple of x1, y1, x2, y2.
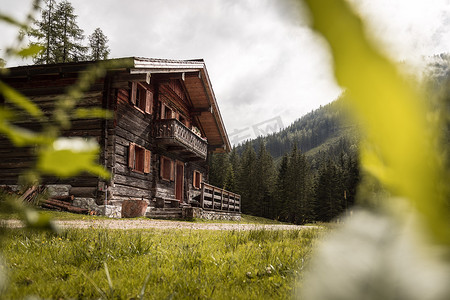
(303, 0, 449, 246)
(36, 137, 109, 179)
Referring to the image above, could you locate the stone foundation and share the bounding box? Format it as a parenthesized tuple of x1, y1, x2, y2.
(182, 207, 241, 221)
(72, 197, 121, 218)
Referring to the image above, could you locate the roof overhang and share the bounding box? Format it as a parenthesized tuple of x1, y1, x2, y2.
(130, 57, 231, 153)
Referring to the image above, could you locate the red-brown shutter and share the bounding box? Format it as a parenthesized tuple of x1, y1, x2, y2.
(160, 156, 164, 178)
(193, 171, 197, 188)
(199, 172, 202, 187)
(128, 143, 135, 169)
(145, 91, 153, 114)
(170, 160, 175, 181)
(130, 82, 137, 105)
(161, 103, 165, 119)
(144, 149, 151, 173)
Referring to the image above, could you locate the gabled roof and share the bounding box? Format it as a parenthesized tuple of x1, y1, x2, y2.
(3, 57, 231, 152)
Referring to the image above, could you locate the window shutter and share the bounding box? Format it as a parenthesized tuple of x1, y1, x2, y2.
(144, 149, 151, 173)
(160, 156, 164, 178)
(193, 171, 197, 188)
(130, 82, 137, 105)
(161, 103, 165, 119)
(199, 172, 202, 186)
(145, 91, 153, 114)
(170, 160, 175, 181)
(128, 143, 135, 169)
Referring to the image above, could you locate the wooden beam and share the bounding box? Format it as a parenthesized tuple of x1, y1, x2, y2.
(191, 106, 212, 116)
(112, 72, 150, 88)
(208, 144, 226, 151)
(151, 71, 200, 82)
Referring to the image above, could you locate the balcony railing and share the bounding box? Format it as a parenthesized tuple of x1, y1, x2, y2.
(154, 119, 208, 159)
(199, 182, 241, 213)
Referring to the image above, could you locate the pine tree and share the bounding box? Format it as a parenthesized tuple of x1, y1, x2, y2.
(227, 147, 240, 193)
(238, 142, 258, 215)
(274, 153, 289, 220)
(284, 145, 311, 224)
(255, 142, 276, 218)
(29, 0, 87, 64)
(314, 158, 344, 222)
(88, 28, 110, 60)
(54, 0, 86, 62)
(28, 0, 58, 64)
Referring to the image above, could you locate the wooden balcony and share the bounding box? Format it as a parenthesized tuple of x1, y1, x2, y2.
(154, 119, 208, 160)
(199, 183, 241, 213)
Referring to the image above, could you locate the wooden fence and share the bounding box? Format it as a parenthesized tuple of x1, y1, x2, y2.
(200, 182, 241, 213)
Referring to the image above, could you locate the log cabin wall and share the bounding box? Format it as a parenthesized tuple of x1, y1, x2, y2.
(151, 77, 209, 205)
(107, 84, 154, 206)
(0, 73, 105, 198)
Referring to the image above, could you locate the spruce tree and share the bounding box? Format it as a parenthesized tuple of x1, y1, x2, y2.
(284, 145, 311, 224)
(28, 0, 58, 64)
(88, 28, 110, 60)
(255, 142, 276, 218)
(227, 147, 240, 193)
(238, 142, 258, 215)
(274, 153, 289, 221)
(29, 0, 87, 64)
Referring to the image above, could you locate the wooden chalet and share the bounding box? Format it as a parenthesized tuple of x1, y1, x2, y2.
(0, 57, 241, 219)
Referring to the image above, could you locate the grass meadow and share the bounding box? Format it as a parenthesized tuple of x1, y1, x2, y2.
(0, 222, 322, 299)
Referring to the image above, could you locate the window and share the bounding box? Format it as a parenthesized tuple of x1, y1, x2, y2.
(131, 82, 153, 114)
(160, 156, 174, 181)
(165, 106, 173, 119)
(128, 143, 151, 173)
(193, 170, 202, 189)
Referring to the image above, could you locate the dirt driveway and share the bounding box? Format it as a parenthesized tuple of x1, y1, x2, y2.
(3, 218, 313, 231)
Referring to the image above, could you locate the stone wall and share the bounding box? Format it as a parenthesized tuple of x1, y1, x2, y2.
(73, 197, 121, 218)
(182, 207, 241, 221)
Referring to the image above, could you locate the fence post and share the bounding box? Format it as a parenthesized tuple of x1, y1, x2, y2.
(211, 186, 215, 210)
(201, 182, 204, 209)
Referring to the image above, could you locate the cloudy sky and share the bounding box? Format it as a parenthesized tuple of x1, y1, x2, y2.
(1, 0, 449, 144)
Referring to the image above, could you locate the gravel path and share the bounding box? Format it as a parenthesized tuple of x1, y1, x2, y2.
(2, 219, 313, 231)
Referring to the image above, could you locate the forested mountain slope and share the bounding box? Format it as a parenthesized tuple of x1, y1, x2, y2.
(209, 53, 449, 223)
(237, 97, 359, 166)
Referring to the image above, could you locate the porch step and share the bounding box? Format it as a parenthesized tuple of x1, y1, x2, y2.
(146, 208, 183, 219)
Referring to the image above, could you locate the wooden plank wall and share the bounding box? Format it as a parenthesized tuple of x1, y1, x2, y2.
(107, 87, 154, 205)
(0, 76, 105, 197)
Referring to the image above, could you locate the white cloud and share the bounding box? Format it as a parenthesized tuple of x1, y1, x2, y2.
(1, 0, 448, 143)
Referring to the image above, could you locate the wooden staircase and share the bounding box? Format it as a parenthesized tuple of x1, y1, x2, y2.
(146, 207, 183, 219)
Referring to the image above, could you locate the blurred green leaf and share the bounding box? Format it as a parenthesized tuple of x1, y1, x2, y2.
(0, 81, 44, 119)
(74, 107, 113, 119)
(23, 209, 59, 233)
(36, 137, 110, 179)
(0, 14, 26, 29)
(0, 119, 50, 147)
(303, 0, 450, 246)
(15, 44, 44, 58)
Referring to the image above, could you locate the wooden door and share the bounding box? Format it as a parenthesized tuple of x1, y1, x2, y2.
(175, 161, 184, 201)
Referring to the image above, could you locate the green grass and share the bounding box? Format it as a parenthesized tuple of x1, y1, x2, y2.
(0, 227, 322, 299)
(1, 209, 290, 225)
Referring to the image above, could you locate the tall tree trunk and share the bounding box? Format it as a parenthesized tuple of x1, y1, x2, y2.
(63, 15, 68, 62)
